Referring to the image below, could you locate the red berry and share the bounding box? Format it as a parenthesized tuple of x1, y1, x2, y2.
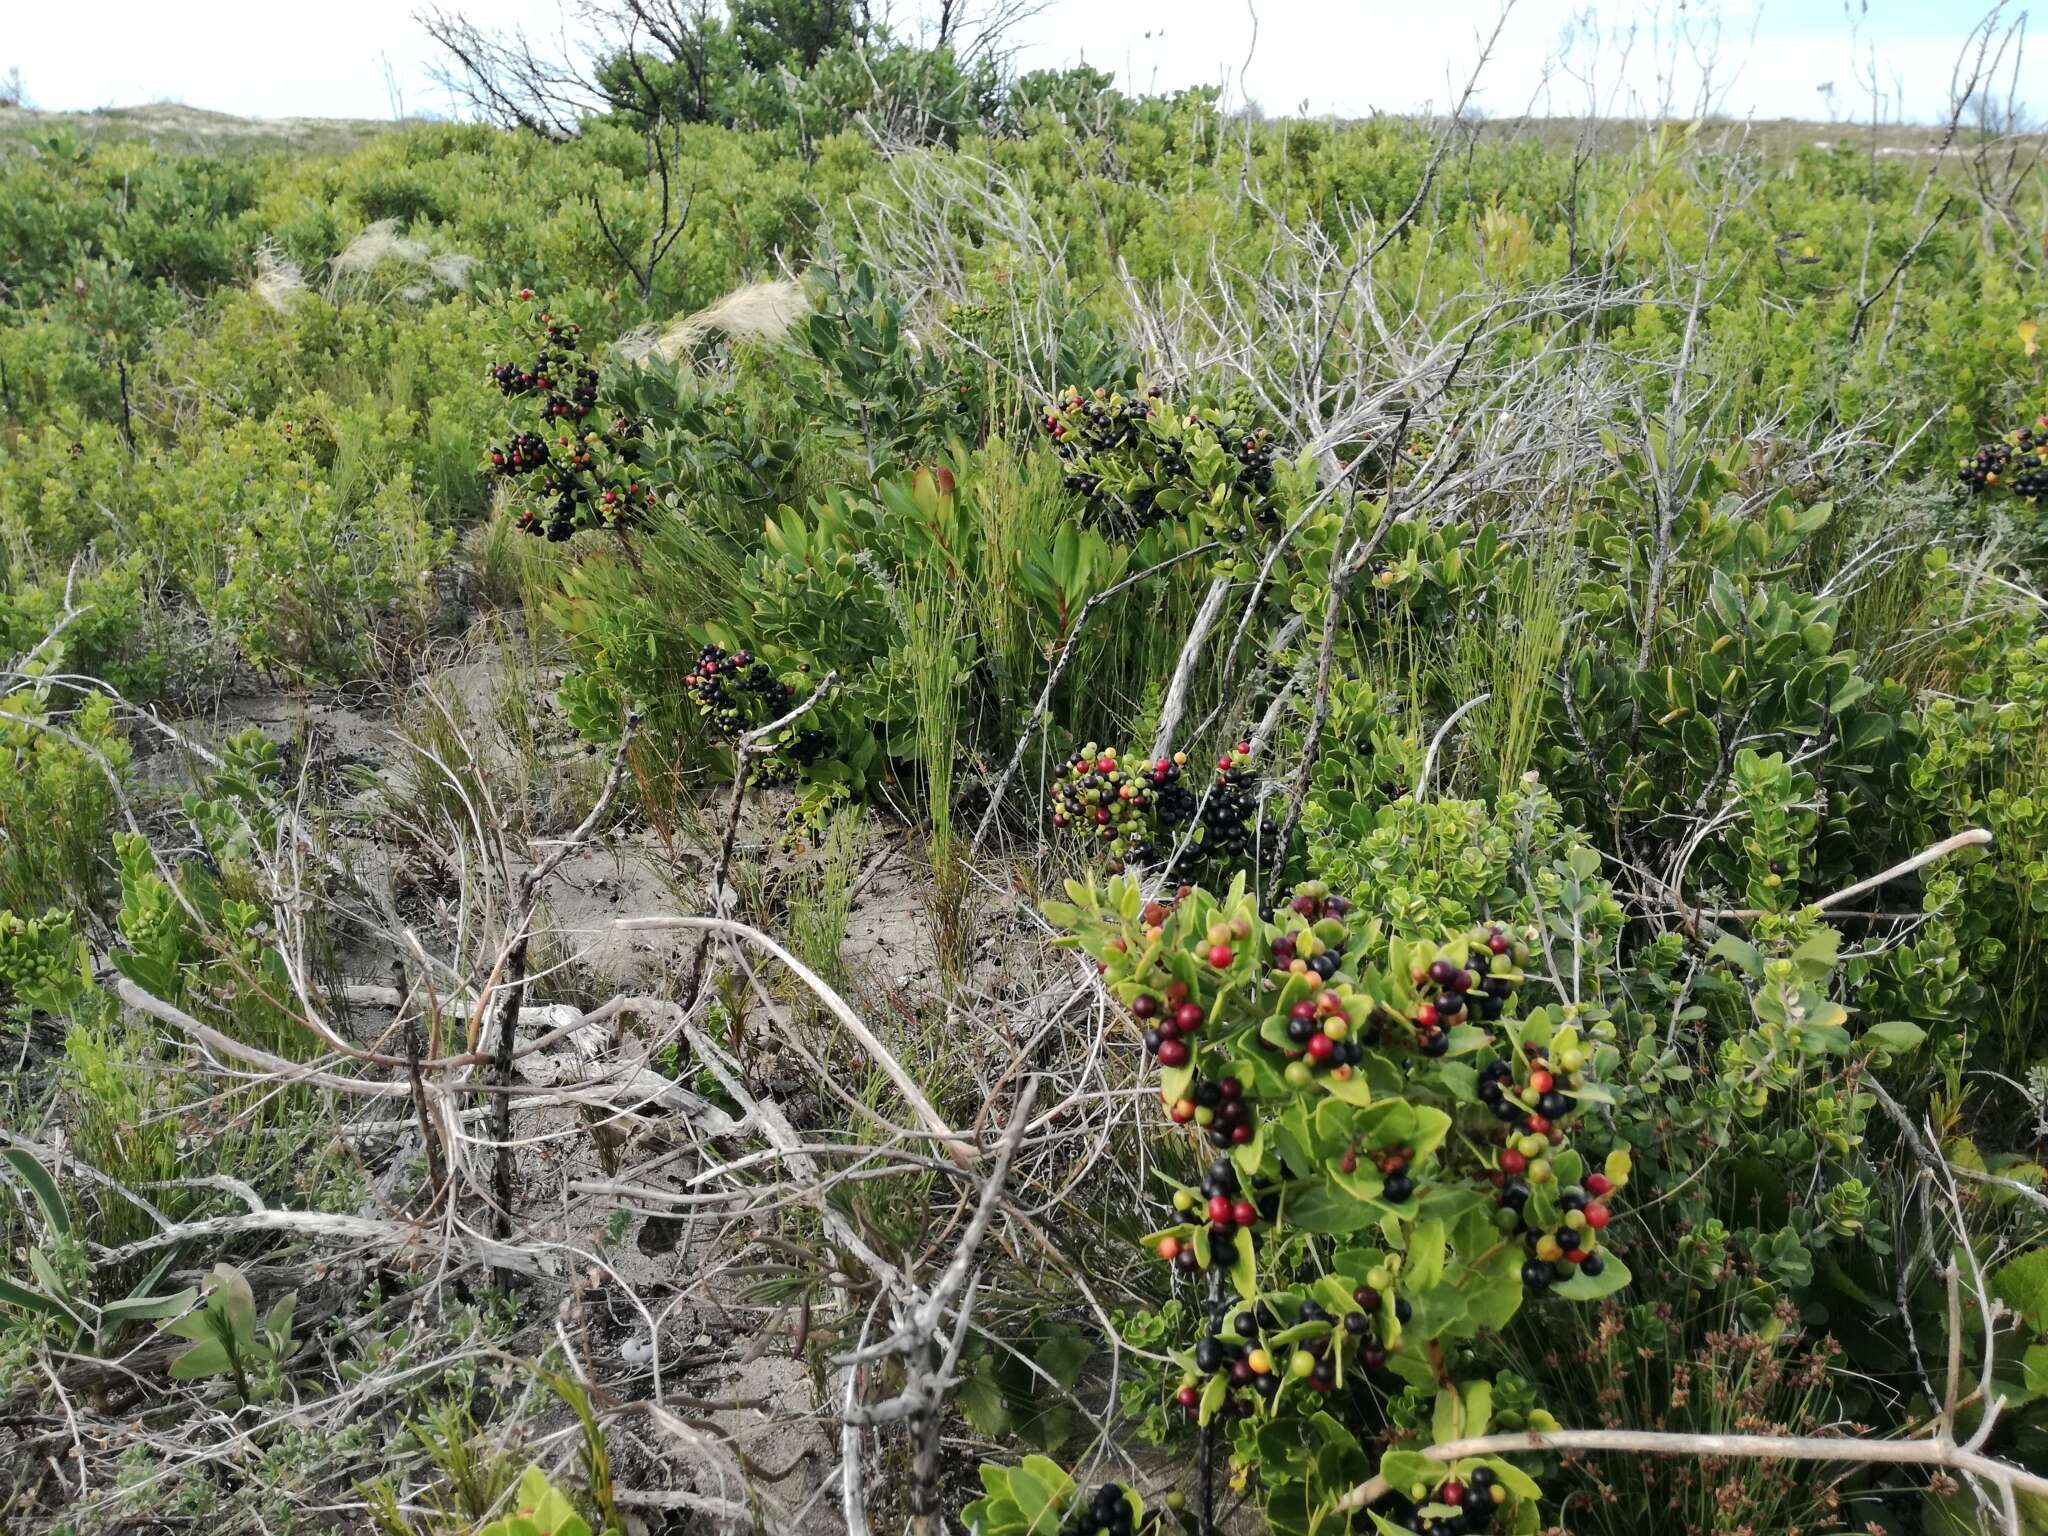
(1585, 1203, 1611, 1229)
(1441, 1481, 1465, 1507)
(1158, 1039, 1189, 1068)
(1208, 1195, 1234, 1225)
(1175, 1002, 1204, 1032)
(1306, 1034, 1335, 1064)
(1132, 995, 1159, 1020)
(1207, 943, 1234, 968)
(1565, 1247, 1589, 1264)
(1488, 932, 1511, 954)
(1500, 1149, 1527, 1176)
(1232, 1199, 1258, 1227)
(1414, 1003, 1440, 1028)
(1586, 1173, 1613, 1196)
(1291, 1000, 1318, 1022)
(1526, 1114, 1552, 1135)
(1171, 1098, 1196, 1124)
(1529, 1070, 1554, 1094)
(1178, 1385, 1200, 1410)
(1219, 1077, 1243, 1100)
(1230, 1123, 1252, 1144)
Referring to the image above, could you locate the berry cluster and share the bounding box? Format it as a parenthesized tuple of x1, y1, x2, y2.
(1374, 1467, 1511, 1534)
(1042, 386, 1163, 533)
(1049, 741, 1273, 878)
(1480, 1034, 1626, 1291)
(683, 644, 797, 732)
(1409, 927, 1518, 1049)
(486, 291, 651, 541)
(1059, 1483, 1144, 1536)
(1155, 1156, 1256, 1274)
(1169, 1283, 1416, 1422)
(680, 644, 830, 782)
(1040, 386, 1278, 541)
(1959, 417, 2048, 499)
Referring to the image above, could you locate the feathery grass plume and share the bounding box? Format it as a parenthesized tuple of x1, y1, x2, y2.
(330, 218, 431, 279)
(249, 239, 307, 313)
(613, 277, 811, 365)
(427, 252, 473, 290)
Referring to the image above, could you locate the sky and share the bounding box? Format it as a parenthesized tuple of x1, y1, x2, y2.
(3, 0, 2035, 126)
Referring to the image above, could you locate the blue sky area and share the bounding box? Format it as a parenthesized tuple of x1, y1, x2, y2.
(6, 1, 2035, 125)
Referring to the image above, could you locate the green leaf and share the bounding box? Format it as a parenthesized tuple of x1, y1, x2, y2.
(167, 1337, 234, 1380)
(3, 1150, 69, 1237)
(1288, 1176, 1382, 1233)
(1036, 1327, 1090, 1391)
(956, 1361, 1011, 1438)
(1552, 1252, 1632, 1302)
(1230, 1226, 1258, 1301)
(0, 1270, 66, 1319)
(1709, 934, 1764, 978)
(100, 1287, 198, 1326)
(1863, 1020, 1926, 1053)
(1993, 1247, 2048, 1332)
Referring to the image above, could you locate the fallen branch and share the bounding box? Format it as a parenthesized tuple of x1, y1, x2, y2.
(1335, 1424, 2048, 1510)
(617, 913, 975, 1168)
(1149, 574, 1234, 761)
(1687, 827, 1993, 923)
(1413, 692, 1491, 802)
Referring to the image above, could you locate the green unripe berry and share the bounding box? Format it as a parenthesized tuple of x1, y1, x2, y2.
(1290, 1349, 1316, 1379)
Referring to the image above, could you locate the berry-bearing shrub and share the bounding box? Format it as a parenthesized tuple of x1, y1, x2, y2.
(485, 291, 651, 541)
(970, 871, 1633, 1536)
